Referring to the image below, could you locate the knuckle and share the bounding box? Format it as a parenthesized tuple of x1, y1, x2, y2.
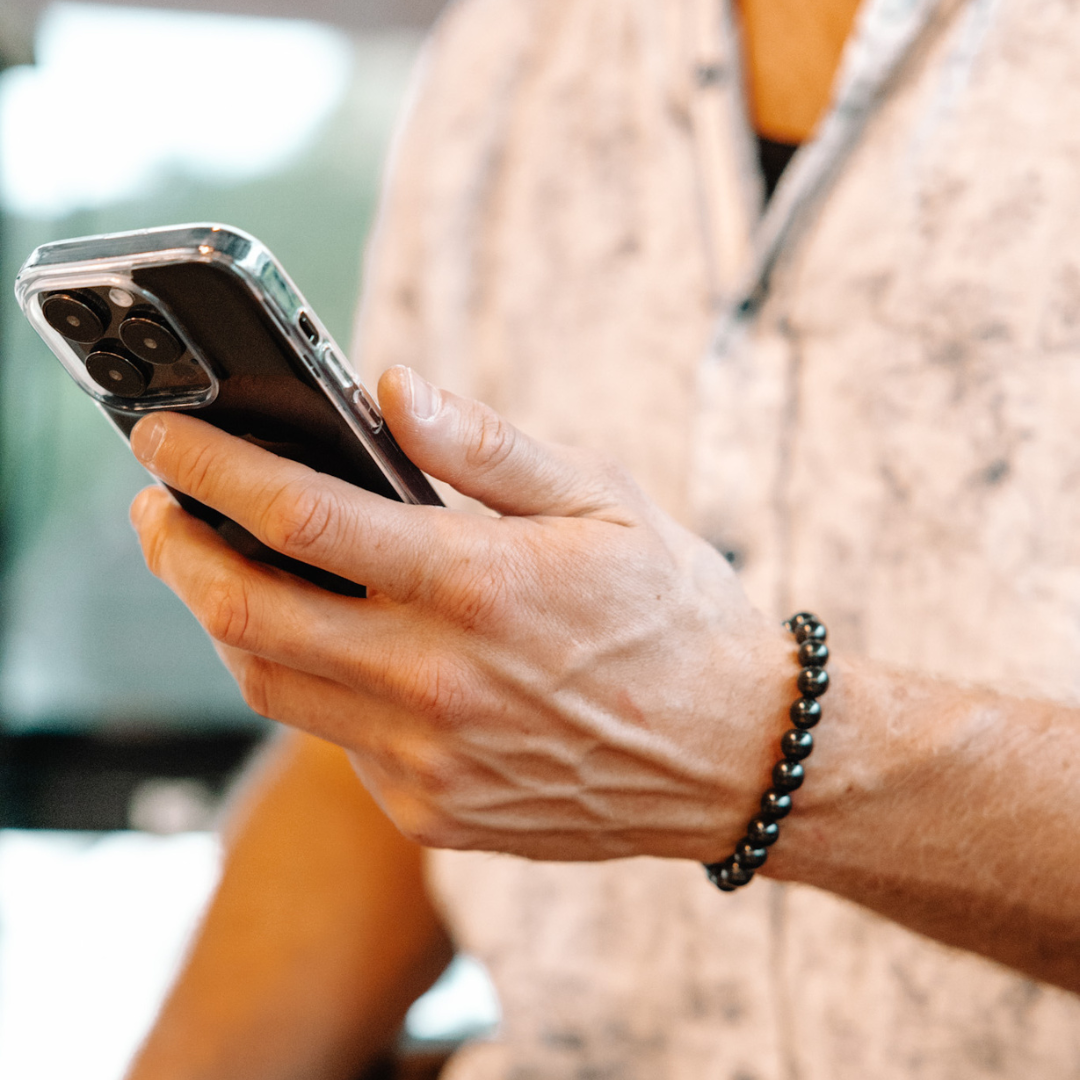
(586, 448, 633, 492)
(398, 656, 470, 728)
(141, 519, 170, 579)
(384, 652, 473, 730)
(565, 447, 642, 519)
(446, 560, 512, 630)
(199, 577, 255, 650)
(398, 814, 440, 848)
(409, 743, 457, 797)
(380, 791, 432, 845)
(431, 529, 517, 629)
(466, 410, 517, 473)
(174, 441, 218, 499)
(396, 802, 462, 850)
(261, 480, 340, 558)
(391, 511, 455, 606)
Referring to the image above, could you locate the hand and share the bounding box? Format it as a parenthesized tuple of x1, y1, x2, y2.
(129, 367, 793, 862)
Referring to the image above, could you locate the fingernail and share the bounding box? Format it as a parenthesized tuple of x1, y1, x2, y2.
(406, 367, 441, 421)
(131, 415, 165, 467)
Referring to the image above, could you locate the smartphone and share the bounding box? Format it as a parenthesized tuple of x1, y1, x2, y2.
(14, 223, 441, 597)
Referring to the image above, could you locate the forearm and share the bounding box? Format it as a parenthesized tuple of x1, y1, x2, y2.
(763, 656, 1080, 990)
(125, 729, 453, 1080)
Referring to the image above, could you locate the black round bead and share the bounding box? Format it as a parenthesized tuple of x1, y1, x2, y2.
(798, 640, 829, 667)
(789, 697, 821, 729)
(746, 816, 780, 846)
(772, 760, 805, 791)
(724, 856, 754, 886)
(797, 666, 830, 697)
(794, 619, 827, 644)
(761, 789, 793, 818)
(735, 839, 768, 869)
(703, 614, 830, 895)
(781, 728, 814, 761)
(704, 862, 738, 891)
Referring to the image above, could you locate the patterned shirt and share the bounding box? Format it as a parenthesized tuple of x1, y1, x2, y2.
(355, 0, 1080, 1075)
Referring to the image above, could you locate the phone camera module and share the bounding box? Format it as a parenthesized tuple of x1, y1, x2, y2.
(86, 346, 150, 398)
(42, 290, 110, 343)
(120, 312, 184, 365)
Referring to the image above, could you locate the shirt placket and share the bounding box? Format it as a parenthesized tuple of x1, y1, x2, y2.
(687, 0, 946, 359)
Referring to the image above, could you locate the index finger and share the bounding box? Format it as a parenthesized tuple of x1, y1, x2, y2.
(130, 411, 458, 600)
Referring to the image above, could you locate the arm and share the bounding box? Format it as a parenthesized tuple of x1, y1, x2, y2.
(765, 657, 1080, 990)
(125, 729, 453, 1080)
(127, 366, 1080, 994)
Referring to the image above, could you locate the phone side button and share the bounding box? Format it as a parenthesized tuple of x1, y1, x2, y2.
(320, 343, 356, 392)
(352, 387, 384, 434)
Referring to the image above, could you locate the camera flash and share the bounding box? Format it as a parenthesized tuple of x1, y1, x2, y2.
(109, 288, 134, 308)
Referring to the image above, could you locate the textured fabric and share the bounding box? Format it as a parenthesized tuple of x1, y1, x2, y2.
(353, 0, 1080, 1075)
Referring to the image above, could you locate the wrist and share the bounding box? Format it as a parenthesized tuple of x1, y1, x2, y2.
(757, 655, 972, 887)
(667, 617, 793, 866)
(706, 632, 1080, 989)
(698, 613, 829, 882)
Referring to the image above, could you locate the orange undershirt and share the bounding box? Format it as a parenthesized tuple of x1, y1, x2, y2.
(737, 0, 864, 144)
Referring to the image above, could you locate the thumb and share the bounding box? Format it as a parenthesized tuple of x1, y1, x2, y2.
(377, 366, 621, 518)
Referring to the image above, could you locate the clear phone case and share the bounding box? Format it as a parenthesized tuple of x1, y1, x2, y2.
(15, 223, 441, 597)
(15, 222, 439, 507)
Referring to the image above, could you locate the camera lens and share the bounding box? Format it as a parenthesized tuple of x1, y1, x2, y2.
(42, 291, 110, 343)
(86, 347, 149, 397)
(120, 313, 183, 365)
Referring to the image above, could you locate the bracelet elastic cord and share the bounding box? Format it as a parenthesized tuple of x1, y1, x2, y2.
(703, 612, 829, 892)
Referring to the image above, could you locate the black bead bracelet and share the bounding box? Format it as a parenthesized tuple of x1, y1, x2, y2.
(703, 612, 829, 892)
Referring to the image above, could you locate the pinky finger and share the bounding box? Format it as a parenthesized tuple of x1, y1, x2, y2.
(212, 642, 384, 751)
(211, 644, 438, 797)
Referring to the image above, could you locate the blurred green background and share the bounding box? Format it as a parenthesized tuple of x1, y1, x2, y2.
(0, 3, 428, 737)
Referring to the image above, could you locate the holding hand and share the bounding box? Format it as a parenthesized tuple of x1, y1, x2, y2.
(129, 367, 793, 863)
